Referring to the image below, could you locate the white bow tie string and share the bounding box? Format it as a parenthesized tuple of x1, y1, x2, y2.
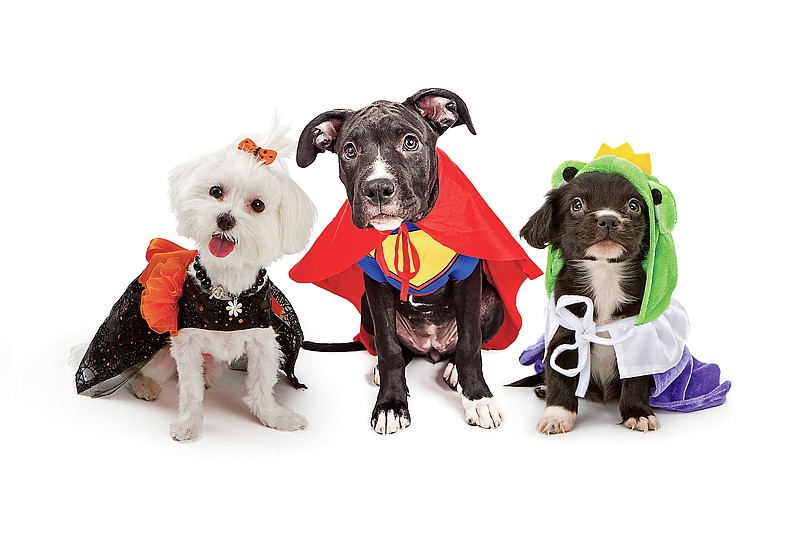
(548, 295, 637, 397)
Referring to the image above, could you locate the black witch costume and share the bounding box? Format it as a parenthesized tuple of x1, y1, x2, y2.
(75, 238, 306, 397)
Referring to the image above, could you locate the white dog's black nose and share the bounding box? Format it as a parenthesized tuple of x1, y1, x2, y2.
(596, 214, 620, 231)
(363, 179, 396, 206)
(217, 212, 236, 231)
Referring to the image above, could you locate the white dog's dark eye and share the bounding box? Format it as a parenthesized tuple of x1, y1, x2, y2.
(628, 199, 640, 212)
(403, 135, 419, 151)
(571, 197, 583, 212)
(251, 199, 265, 213)
(342, 143, 357, 160)
(209, 186, 223, 199)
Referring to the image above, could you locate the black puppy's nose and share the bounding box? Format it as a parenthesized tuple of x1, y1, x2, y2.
(217, 212, 236, 231)
(596, 214, 620, 231)
(363, 179, 396, 205)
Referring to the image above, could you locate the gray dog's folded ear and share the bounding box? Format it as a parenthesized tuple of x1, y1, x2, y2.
(297, 109, 353, 168)
(404, 88, 476, 136)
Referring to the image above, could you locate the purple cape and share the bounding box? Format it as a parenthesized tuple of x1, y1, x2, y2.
(519, 336, 731, 412)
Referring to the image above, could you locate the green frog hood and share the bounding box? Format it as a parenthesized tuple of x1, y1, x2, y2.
(544, 143, 678, 325)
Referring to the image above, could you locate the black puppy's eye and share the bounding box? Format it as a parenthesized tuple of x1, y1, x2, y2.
(342, 143, 357, 160)
(571, 197, 583, 212)
(251, 199, 265, 213)
(209, 186, 223, 199)
(403, 135, 419, 151)
(628, 199, 640, 212)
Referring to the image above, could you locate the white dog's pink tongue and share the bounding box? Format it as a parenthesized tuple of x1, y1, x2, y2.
(209, 236, 235, 258)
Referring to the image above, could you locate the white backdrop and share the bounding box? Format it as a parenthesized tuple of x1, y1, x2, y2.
(2, 1, 796, 531)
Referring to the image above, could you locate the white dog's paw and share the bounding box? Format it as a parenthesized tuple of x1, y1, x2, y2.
(442, 362, 459, 390)
(371, 408, 411, 435)
(170, 420, 200, 441)
(461, 395, 503, 429)
(537, 406, 577, 434)
(261, 406, 308, 432)
(128, 373, 161, 401)
(622, 415, 660, 432)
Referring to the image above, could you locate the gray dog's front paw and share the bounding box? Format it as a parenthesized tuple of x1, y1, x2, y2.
(442, 362, 459, 390)
(371, 401, 411, 435)
(461, 395, 503, 429)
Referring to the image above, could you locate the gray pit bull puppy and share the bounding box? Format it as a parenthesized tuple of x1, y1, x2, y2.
(297, 89, 504, 434)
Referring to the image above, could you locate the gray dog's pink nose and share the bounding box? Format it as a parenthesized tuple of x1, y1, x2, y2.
(363, 179, 396, 206)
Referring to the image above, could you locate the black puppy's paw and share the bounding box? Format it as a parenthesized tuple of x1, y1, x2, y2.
(620, 378, 658, 431)
(371, 400, 411, 435)
(622, 414, 661, 432)
(537, 406, 576, 434)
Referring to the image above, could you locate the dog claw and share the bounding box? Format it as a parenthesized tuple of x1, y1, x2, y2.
(461, 395, 503, 429)
(442, 362, 459, 390)
(536, 406, 576, 434)
(371, 406, 411, 435)
(622, 415, 660, 432)
(260, 406, 308, 432)
(128, 374, 161, 401)
(170, 421, 200, 441)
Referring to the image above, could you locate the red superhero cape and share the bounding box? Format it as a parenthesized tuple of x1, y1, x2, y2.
(290, 149, 542, 354)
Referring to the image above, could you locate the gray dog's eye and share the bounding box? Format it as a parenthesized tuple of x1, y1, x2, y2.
(403, 135, 419, 151)
(342, 143, 357, 160)
(628, 199, 640, 212)
(571, 197, 583, 212)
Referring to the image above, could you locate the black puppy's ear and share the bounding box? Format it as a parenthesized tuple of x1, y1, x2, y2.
(404, 88, 476, 136)
(520, 191, 561, 249)
(297, 109, 353, 168)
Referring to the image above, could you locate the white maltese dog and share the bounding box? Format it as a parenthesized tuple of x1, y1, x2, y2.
(74, 120, 316, 441)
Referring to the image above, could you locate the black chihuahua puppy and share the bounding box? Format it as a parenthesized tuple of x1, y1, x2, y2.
(520, 167, 661, 433)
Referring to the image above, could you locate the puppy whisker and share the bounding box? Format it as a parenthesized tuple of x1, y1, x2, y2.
(212, 230, 237, 244)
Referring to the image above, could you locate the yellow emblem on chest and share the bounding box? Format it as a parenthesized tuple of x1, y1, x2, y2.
(370, 228, 459, 291)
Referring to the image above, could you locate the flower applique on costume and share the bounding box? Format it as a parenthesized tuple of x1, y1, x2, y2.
(75, 238, 306, 397)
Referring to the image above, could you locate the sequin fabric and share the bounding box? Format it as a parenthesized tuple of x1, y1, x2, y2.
(178, 276, 272, 331)
(76, 275, 305, 397)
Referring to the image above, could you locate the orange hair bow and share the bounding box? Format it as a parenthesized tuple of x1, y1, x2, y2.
(238, 138, 277, 165)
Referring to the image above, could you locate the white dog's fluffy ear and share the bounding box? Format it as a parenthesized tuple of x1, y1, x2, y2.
(258, 115, 317, 254)
(278, 176, 316, 255)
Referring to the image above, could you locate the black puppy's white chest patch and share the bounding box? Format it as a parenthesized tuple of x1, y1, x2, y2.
(573, 260, 634, 323)
(572, 259, 637, 390)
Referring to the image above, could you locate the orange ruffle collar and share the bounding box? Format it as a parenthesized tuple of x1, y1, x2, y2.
(138, 238, 198, 336)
